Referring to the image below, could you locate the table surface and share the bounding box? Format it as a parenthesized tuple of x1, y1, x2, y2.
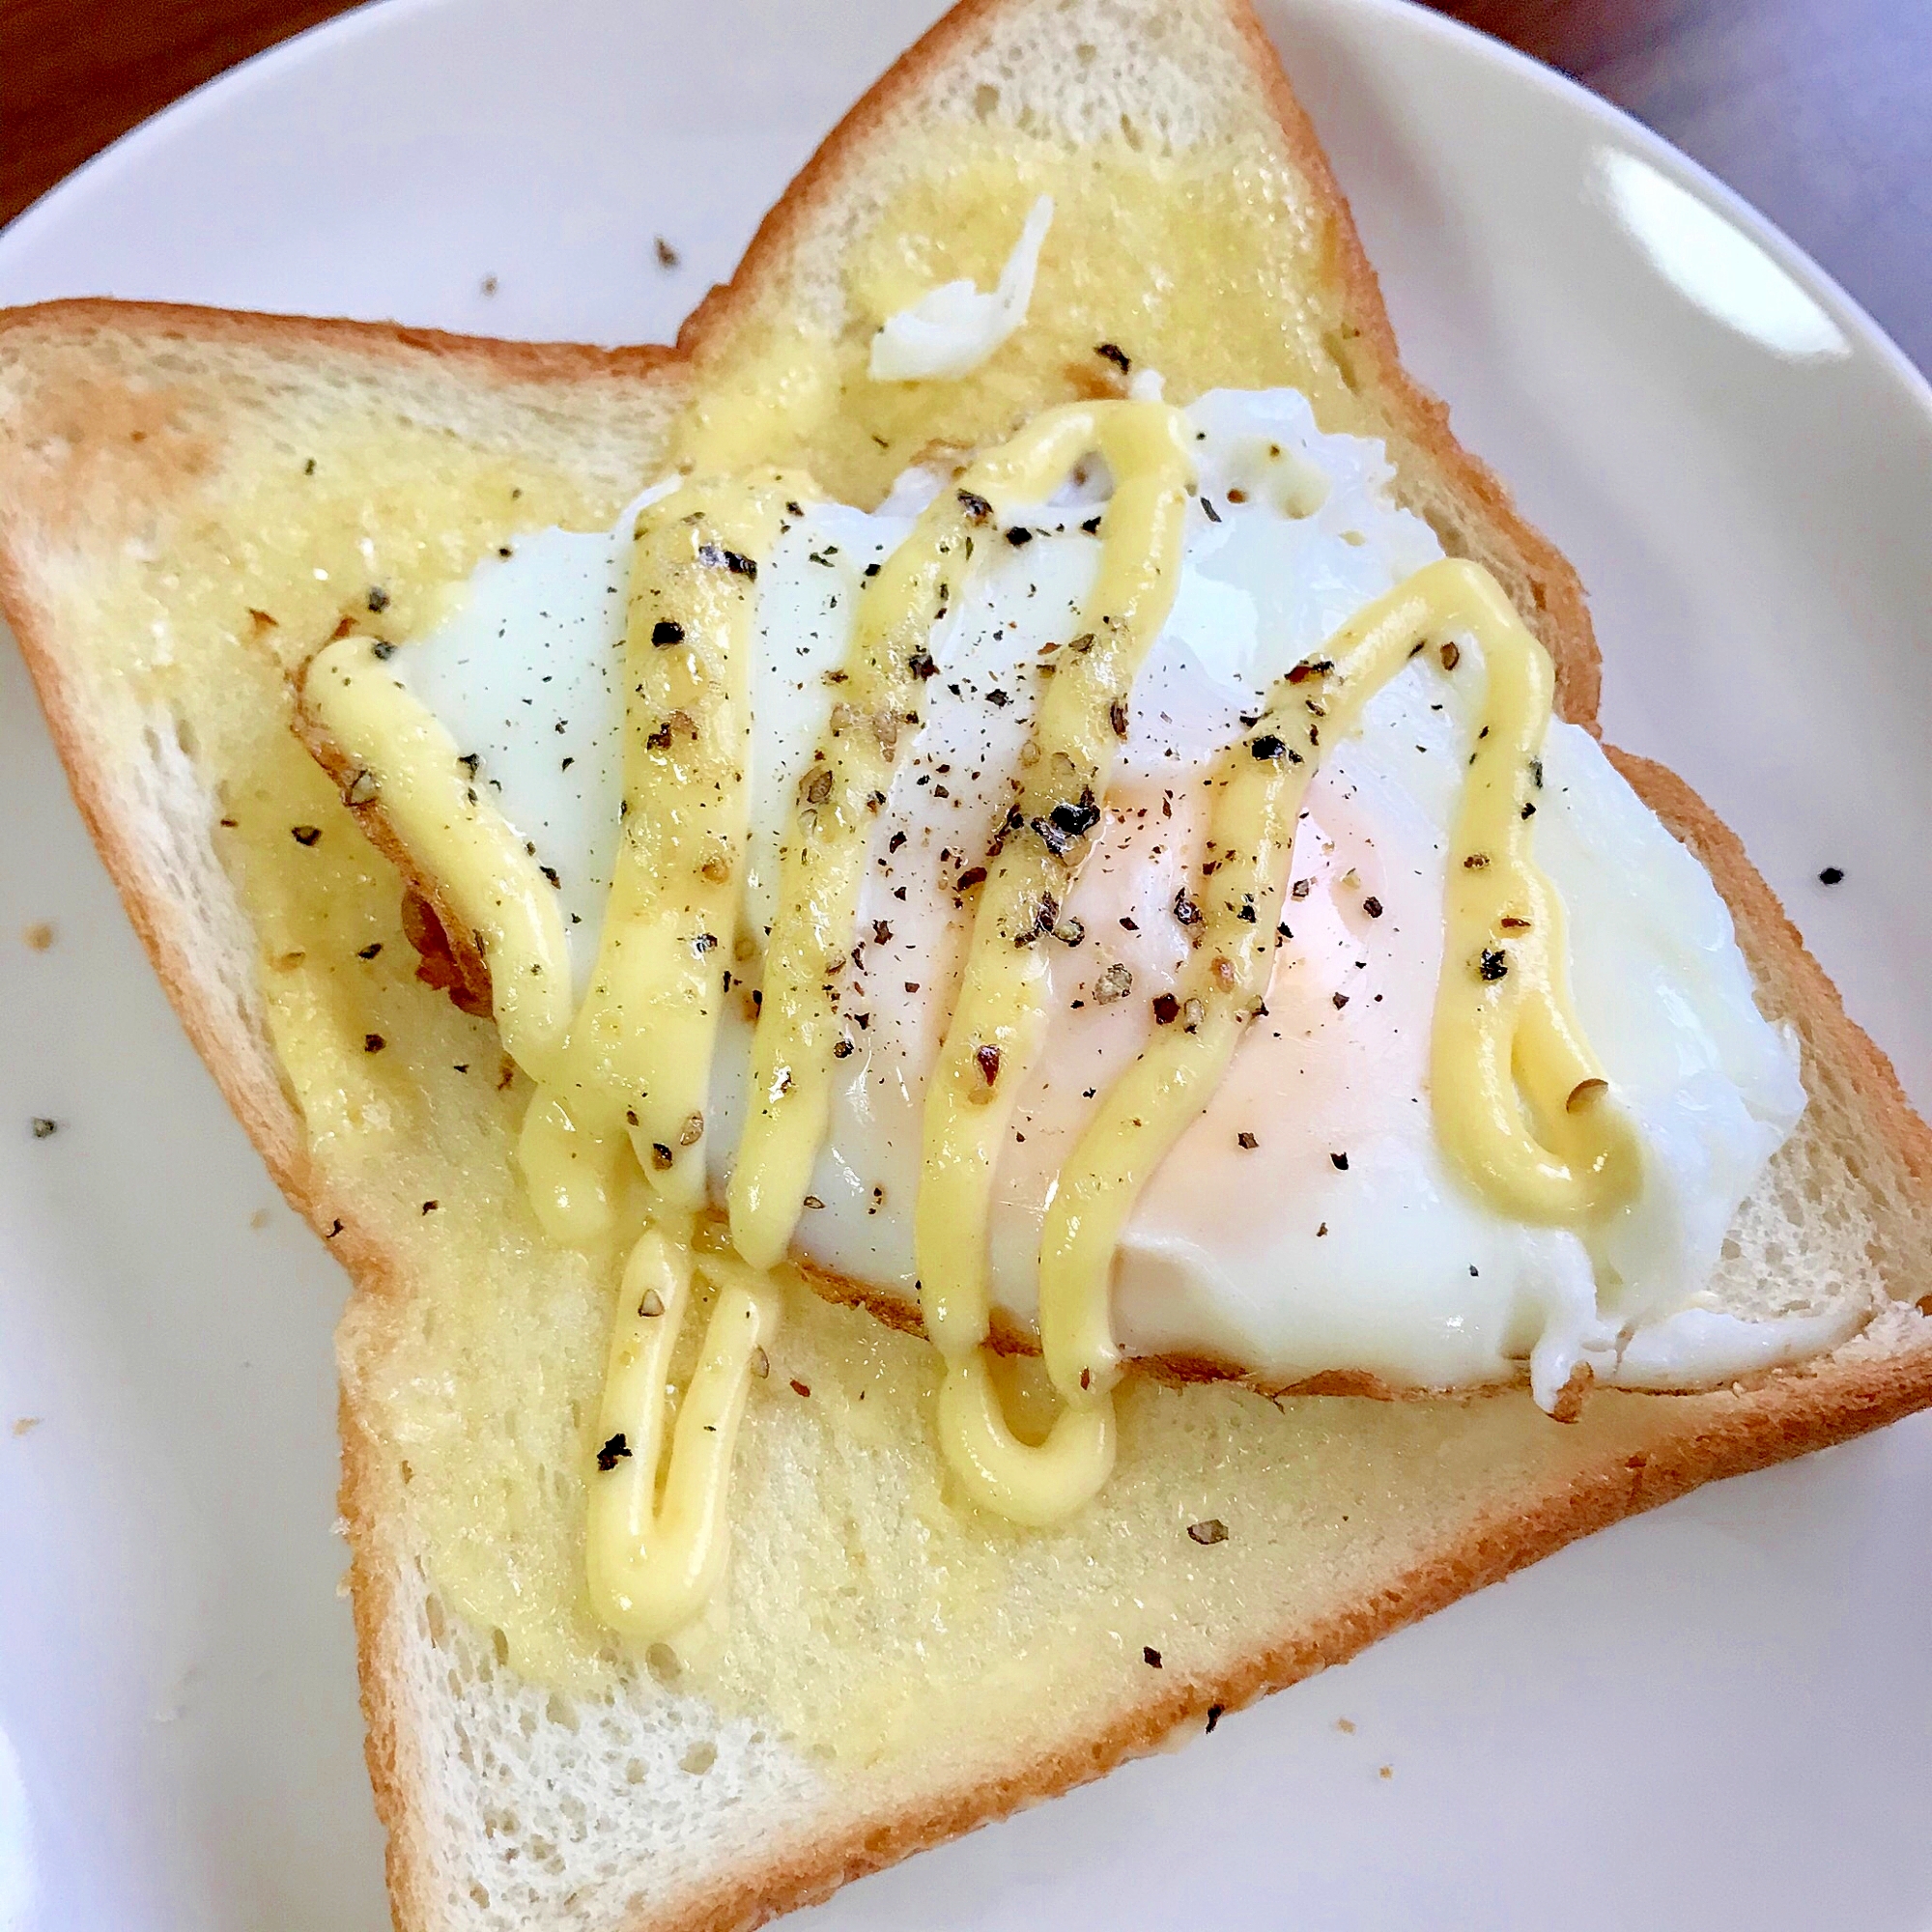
(4, 0, 1929, 378)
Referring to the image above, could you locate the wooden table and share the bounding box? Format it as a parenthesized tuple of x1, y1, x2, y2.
(5, 0, 1928, 376)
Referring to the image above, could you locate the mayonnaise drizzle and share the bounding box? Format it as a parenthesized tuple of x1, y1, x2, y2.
(301, 636, 575, 1080)
(727, 401, 1193, 1273)
(519, 477, 793, 1247)
(911, 401, 1194, 1521)
(585, 1209, 782, 1640)
(1008, 558, 1645, 1520)
(301, 409, 1652, 1610)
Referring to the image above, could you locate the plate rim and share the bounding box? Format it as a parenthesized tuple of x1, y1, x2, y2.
(4, 0, 1928, 434)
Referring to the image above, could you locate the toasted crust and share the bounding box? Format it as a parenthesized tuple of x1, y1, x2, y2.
(605, 1340, 1932, 1932)
(2, 1, 1930, 1929)
(0, 298, 684, 1284)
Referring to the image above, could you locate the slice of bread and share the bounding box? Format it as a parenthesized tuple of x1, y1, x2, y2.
(1, 0, 1929, 1928)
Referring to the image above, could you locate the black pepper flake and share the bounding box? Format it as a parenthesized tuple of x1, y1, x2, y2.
(1291, 878, 1311, 900)
(1236, 1131, 1259, 1151)
(371, 639, 396, 661)
(833, 1038, 854, 1059)
(421, 1200, 439, 1213)
(1044, 795, 1101, 846)
(596, 1433, 632, 1471)
(1080, 514, 1103, 535)
(790, 1378, 811, 1398)
(1005, 526, 1034, 548)
(1188, 1519, 1229, 1546)
(1095, 342, 1131, 372)
(955, 866, 988, 891)
(291, 825, 322, 846)
(1520, 800, 1537, 820)
(864, 562, 881, 578)
(1173, 891, 1202, 926)
(540, 866, 560, 889)
(458, 753, 481, 777)
(1820, 866, 1845, 885)
(31, 1118, 57, 1139)
(366, 585, 389, 613)
(698, 542, 757, 579)
(652, 619, 685, 645)
(1332, 992, 1350, 1009)
(986, 687, 1011, 708)
(975, 1043, 1002, 1086)
(1479, 948, 1509, 982)
(654, 236, 679, 268)
(1152, 993, 1181, 1025)
(1206, 1705, 1225, 1734)
(1330, 1151, 1350, 1172)
(908, 651, 938, 680)
(357, 942, 383, 959)
(1362, 895, 1383, 919)
(1109, 696, 1131, 739)
(303, 457, 316, 476)
(1143, 1645, 1163, 1667)
(956, 489, 993, 522)
(364, 1034, 385, 1053)
(1251, 733, 1286, 760)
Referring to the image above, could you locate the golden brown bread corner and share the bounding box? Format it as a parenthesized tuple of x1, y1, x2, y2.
(2, 0, 1932, 1926)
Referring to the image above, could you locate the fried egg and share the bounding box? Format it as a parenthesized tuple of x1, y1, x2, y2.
(383, 387, 1821, 1408)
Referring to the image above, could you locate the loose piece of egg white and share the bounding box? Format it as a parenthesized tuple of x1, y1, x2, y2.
(867, 195, 1054, 383)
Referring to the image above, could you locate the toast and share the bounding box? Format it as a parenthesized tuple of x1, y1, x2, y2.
(1, 0, 1929, 1927)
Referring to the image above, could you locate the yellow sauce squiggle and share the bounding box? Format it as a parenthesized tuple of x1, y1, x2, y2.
(911, 402, 1195, 1522)
(304, 407, 1638, 1612)
(306, 487, 796, 1642)
(585, 1208, 782, 1640)
(1019, 558, 1643, 1522)
(301, 636, 575, 1080)
(553, 477, 797, 1639)
(727, 401, 1194, 1278)
(520, 477, 795, 1246)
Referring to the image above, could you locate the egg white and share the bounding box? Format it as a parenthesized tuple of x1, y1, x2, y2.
(391, 388, 1812, 1405)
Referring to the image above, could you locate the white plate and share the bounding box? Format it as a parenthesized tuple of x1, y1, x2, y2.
(3, 3, 1929, 1927)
